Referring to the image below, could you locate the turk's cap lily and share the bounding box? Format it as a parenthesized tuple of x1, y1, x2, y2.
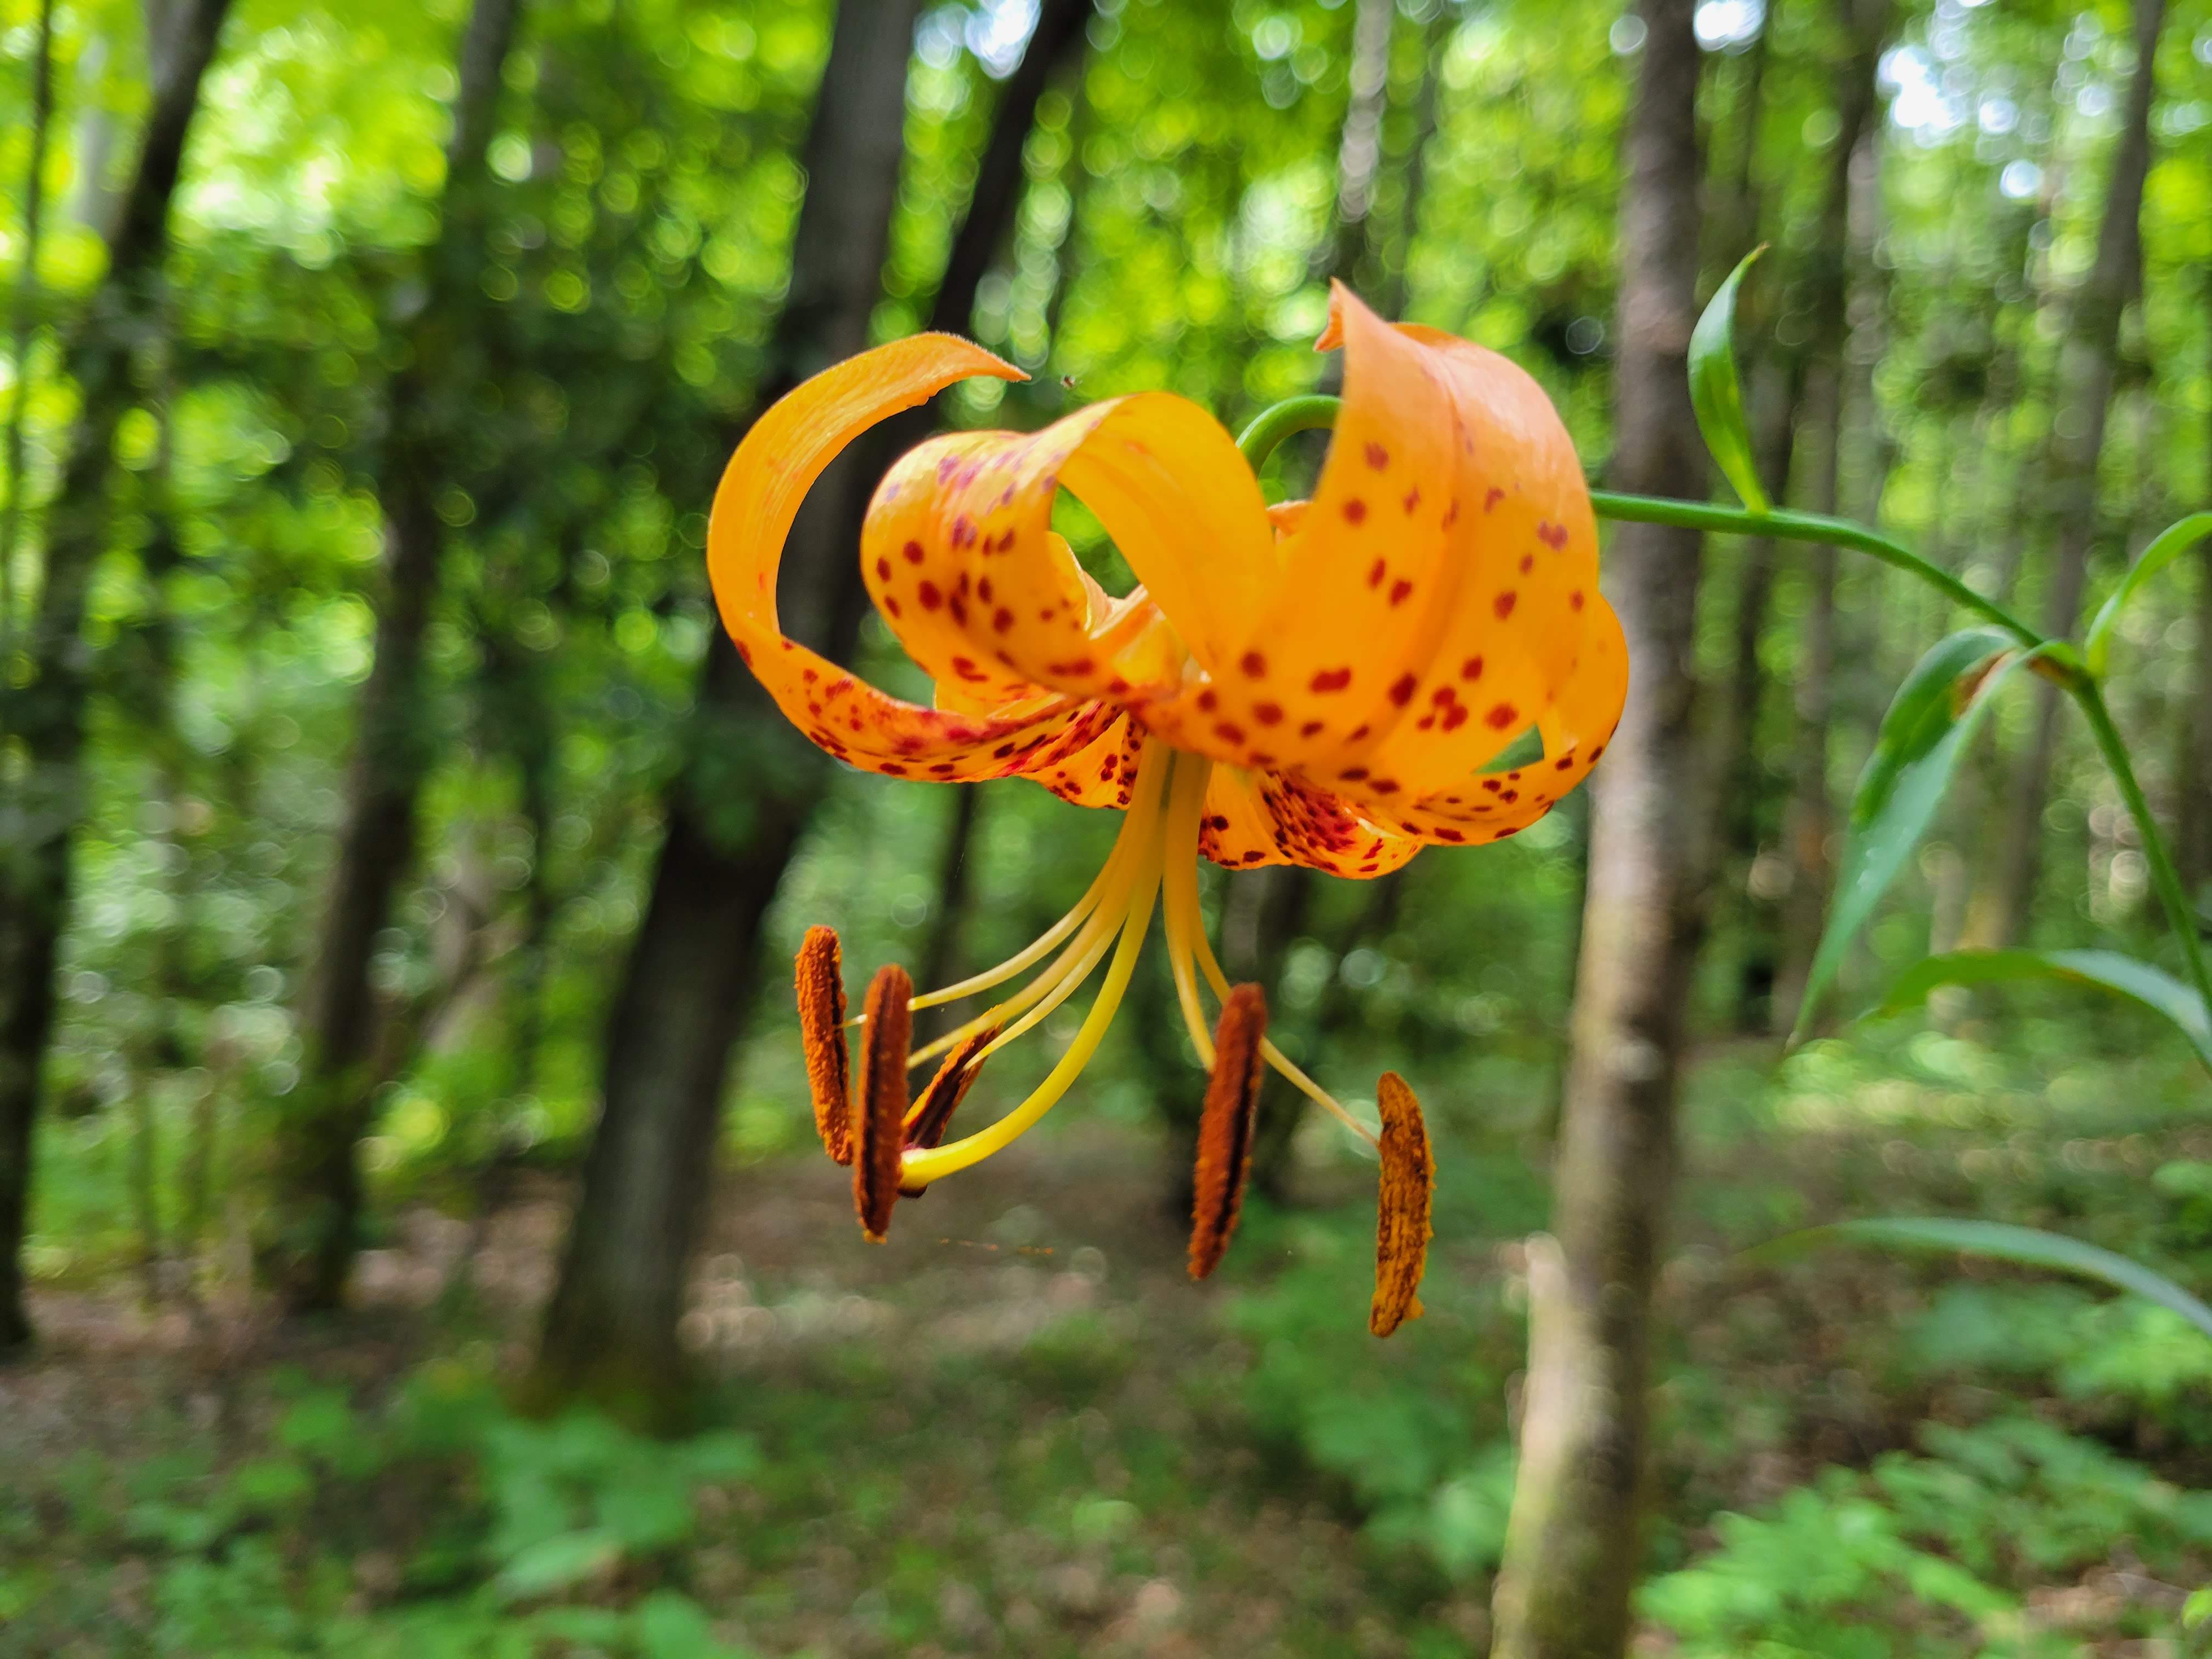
(715, 285, 1623, 1330)
(708, 283, 1625, 877)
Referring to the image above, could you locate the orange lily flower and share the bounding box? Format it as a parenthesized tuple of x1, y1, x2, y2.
(708, 284, 1626, 1334)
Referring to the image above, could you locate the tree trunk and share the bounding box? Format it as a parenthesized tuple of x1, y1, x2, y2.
(1983, 0, 2164, 949)
(1488, 0, 1706, 1650)
(2181, 272, 2212, 909)
(1713, 353, 1799, 1030)
(1767, 0, 1888, 1032)
(0, 0, 230, 1360)
(0, 0, 57, 653)
(256, 0, 523, 1312)
(915, 785, 983, 1040)
(1323, 0, 1396, 292)
(531, 0, 1093, 1420)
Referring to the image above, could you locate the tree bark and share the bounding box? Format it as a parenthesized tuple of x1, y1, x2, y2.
(1983, 0, 2164, 949)
(531, 0, 1093, 1420)
(2181, 270, 2212, 910)
(0, 0, 230, 1358)
(0, 0, 57, 654)
(255, 0, 523, 1312)
(1489, 0, 1706, 1650)
(1767, 0, 1888, 1032)
(1323, 0, 1396, 291)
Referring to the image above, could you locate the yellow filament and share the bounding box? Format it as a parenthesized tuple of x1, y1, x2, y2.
(899, 842, 1165, 1186)
(1172, 776, 1380, 1150)
(904, 748, 1168, 1069)
(907, 841, 1117, 1013)
(1160, 754, 1219, 1069)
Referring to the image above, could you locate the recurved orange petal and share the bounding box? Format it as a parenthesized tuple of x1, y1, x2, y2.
(706, 334, 1102, 783)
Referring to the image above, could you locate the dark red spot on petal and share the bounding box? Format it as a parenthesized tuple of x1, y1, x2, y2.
(903, 539, 926, 563)
(1363, 441, 1389, 469)
(1486, 702, 1518, 729)
(918, 581, 943, 611)
(1342, 499, 1367, 524)
(1389, 579, 1413, 607)
(1493, 591, 1517, 619)
(992, 607, 1014, 632)
(1310, 668, 1353, 693)
(1240, 651, 1268, 679)
(1367, 558, 1386, 589)
(1197, 689, 1218, 712)
(1300, 720, 1324, 738)
(874, 556, 892, 580)
(1461, 656, 1484, 681)
(1387, 674, 1417, 707)
(1253, 702, 1283, 725)
(1570, 590, 1585, 611)
(1215, 723, 1246, 744)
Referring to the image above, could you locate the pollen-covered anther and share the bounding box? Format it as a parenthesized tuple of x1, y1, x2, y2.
(795, 926, 852, 1165)
(1369, 1070, 1434, 1337)
(853, 964, 914, 1243)
(1188, 984, 1267, 1282)
(899, 1026, 998, 1198)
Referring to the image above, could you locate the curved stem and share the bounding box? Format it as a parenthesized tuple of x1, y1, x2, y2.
(2069, 676, 2212, 1015)
(1587, 491, 2045, 650)
(1235, 394, 1343, 470)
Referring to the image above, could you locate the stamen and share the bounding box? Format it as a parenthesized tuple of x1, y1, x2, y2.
(905, 741, 1167, 1070)
(1188, 984, 1267, 1280)
(1177, 871, 1380, 1159)
(1161, 753, 1220, 1069)
(907, 850, 1119, 1011)
(854, 964, 913, 1243)
(900, 1026, 996, 1195)
(795, 926, 852, 1165)
(1369, 1070, 1434, 1337)
(898, 750, 1173, 1186)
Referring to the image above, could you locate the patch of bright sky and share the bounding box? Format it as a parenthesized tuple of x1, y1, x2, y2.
(1693, 0, 1762, 53)
(915, 0, 1038, 80)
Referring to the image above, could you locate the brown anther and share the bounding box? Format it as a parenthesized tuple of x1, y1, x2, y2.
(853, 964, 913, 1243)
(1369, 1070, 1434, 1337)
(795, 926, 851, 1165)
(898, 1026, 997, 1197)
(1188, 984, 1267, 1281)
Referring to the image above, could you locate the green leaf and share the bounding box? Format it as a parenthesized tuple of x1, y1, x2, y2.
(492, 1528, 623, 1604)
(1872, 947, 2212, 1072)
(2083, 511, 2212, 677)
(1688, 247, 1769, 514)
(1790, 629, 2039, 1041)
(1756, 1218, 2212, 1345)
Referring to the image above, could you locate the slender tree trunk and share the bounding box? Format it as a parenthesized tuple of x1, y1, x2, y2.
(1323, 0, 1396, 292)
(1489, 0, 1706, 1650)
(1768, 0, 1888, 1031)
(531, 0, 1093, 1419)
(915, 786, 983, 1038)
(0, 0, 57, 654)
(1372, 2, 1448, 324)
(1983, 0, 2164, 948)
(2181, 273, 2212, 907)
(1714, 353, 1799, 1030)
(255, 0, 523, 1312)
(0, 0, 229, 1360)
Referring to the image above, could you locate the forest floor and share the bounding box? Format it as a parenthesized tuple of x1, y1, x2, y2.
(8, 1042, 2212, 1657)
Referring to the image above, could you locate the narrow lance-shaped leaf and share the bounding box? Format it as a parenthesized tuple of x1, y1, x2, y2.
(1687, 246, 1769, 515)
(1874, 947, 2212, 1074)
(1790, 628, 2041, 1042)
(2083, 511, 2212, 677)
(1752, 1218, 2212, 1345)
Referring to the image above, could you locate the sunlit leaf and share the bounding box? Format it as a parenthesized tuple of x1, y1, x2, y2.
(1791, 629, 2039, 1042)
(2083, 511, 2212, 677)
(1756, 1218, 2212, 1345)
(1872, 947, 2212, 1073)
(1688, 246, 1769, 515)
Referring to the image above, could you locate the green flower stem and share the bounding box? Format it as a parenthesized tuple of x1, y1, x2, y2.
(1585, 491, 2045, 651)
(1234, 394, 1344, 467)
(2070, 675, 2212, 1017)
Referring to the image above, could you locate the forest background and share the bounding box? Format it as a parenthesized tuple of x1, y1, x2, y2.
(5, 0, 2212, 1654)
